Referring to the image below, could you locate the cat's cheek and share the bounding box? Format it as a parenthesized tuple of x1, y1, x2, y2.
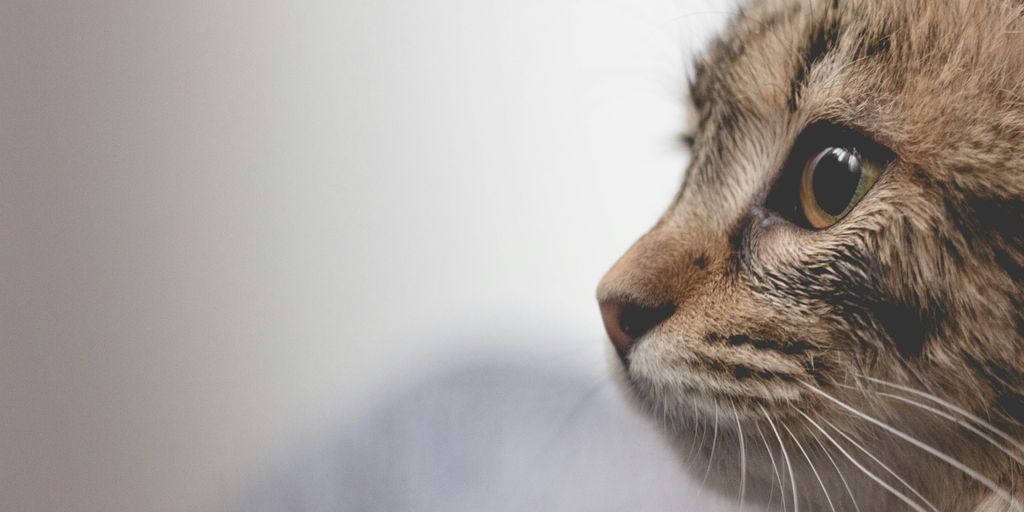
(745, 213, 811, 266)
(626, 330, 692, 381)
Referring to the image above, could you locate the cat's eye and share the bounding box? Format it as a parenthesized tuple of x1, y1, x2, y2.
(799, 147, 880, 229)
(765, 122, 892, 229)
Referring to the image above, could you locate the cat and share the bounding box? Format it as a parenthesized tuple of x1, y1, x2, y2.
(597, 0, 1024, 510)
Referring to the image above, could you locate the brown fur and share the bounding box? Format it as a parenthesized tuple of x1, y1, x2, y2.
(598, 1, 1024, 510)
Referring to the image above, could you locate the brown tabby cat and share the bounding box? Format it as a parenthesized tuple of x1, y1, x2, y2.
(596, 0, 1024, 510)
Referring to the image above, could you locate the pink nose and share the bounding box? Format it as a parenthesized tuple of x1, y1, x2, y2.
(598, 299, 676, 357)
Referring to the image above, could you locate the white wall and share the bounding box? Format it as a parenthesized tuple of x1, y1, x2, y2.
(0, 1, 729, 511)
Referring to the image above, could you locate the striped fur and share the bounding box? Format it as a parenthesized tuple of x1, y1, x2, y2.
(598, 1, 1024, 510)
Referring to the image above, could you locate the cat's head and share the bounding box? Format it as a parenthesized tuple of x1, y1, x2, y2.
(597, 0, 1024, 510)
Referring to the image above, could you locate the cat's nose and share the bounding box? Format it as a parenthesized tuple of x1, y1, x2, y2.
(598, 299, 677, 355)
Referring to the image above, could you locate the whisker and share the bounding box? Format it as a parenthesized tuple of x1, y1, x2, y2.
(700, 403, 721, 488)
(733, 405, 747, 510)
(857, 374, 1024, 457)
(685, 400, 702, 460)
(850, 384, 1024, 469)
(676, 399, 706, 506)
(782, 420, 837, 512)
(695, 402, 709, 460)
(756, 421, 784, 511)
(660, 401, 671, 440)
(797, 410, 930, 512)
(761, 405, 800, 512)
(805, 421, 862, 512)
(802, 382, 1024, 511)
(820, 417, 939, 512)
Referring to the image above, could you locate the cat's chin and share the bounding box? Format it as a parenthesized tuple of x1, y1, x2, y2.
(614, 377, 815, 512)
(617, 334, 807, 423)
(615, 360, 988, 512)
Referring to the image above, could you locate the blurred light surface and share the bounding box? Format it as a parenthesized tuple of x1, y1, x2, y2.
(0, 1, 729, 511)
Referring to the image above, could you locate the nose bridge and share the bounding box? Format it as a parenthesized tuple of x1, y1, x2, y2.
(597, 218, 715, 308)
(596, 215, 726, 357)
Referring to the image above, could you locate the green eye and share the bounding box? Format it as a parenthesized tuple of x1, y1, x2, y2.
(799, 147, 880, 229)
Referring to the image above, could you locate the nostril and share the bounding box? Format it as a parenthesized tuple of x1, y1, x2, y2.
(620, 301, 676, 339)
(599, 299, 677, 356)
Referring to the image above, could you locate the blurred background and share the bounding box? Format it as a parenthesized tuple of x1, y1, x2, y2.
(0, 1, 733, 510)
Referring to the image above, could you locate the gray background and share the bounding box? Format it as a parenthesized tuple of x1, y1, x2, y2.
(0, 1, 731, 510)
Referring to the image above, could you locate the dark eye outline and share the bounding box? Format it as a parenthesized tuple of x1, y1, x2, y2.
(766, 122, 894, 230)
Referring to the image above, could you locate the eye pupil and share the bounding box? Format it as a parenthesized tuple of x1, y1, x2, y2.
(811, 147, 862, 216)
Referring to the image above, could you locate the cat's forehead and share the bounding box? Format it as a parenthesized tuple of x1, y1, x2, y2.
(690, 0, 904, 138)
(693, 0, 1024, 128)
(683, 0, 1024, 206)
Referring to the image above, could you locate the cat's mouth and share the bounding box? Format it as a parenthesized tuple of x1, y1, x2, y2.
(619, 331, 824, 421)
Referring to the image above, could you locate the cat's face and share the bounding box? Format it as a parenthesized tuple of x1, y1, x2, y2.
(598, 0, 1024, 510)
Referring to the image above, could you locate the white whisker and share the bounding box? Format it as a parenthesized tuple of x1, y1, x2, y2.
(734, 406, 747, 510)
(806, 421, 862, 512)
(802, 382, 1024, 511)
(820, 417, 939, 512)
(761, 405, 799, 512)
(868, 387, 1024, 469)
(686, 400, 702, 458)
(858, 374, 1024, 456)
(757, 421, 784, 511)
(692, 404, 709, 471)
(782, 420, 837, 512)
(797, 410, 929, 512)
(701, 403, 721, 488)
